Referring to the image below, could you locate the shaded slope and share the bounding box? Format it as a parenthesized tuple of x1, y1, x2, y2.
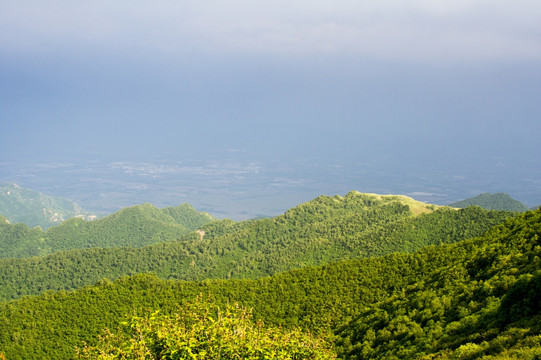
(161, 203, 216, 230)
(0, 215, 44, 257)
(449, 192, 529, 212)
(0, 192, 512, 301)
(0, 210, 539, 359)
(0, 203, 216, 258)
(45, 203, 192, 250)
(335, 209, 541, 359)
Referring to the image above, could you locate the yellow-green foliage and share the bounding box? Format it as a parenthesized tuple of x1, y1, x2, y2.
(0, 195, 513, 301)
(0, 210, 540, 359)
(76, 295, 336, 360)
(356, 192, 443, 216)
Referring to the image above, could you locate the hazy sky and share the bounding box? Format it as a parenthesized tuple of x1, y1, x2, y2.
(1, 1, 540, 174)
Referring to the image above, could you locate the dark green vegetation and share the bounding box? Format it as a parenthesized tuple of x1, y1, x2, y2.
(0, 209, 539, 359)
(335, 210, 541, 359)
(0, 192, 512, 301)
(449, 192, 529, 212)
(0, 183, 94, 230)
(0, 202, 216, 258)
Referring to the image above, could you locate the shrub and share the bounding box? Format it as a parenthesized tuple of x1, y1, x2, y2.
(76, 295, 336, 359)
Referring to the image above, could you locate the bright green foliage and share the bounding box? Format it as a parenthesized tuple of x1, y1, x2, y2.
(449, 193, 529, 212)
(76, 295, 336, 359)
(334, 209, 541, 359)
(0, 202, 216, 258)
(0, 210, 539, 359)
(0, 193, 512, 300)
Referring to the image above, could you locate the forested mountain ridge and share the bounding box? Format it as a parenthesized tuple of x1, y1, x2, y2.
(0, 183, 95, 229)
(449, 192, 529, 212)
(0, 202, 216, 258)
(46, 202, 216, 250)
(0, 192, 513, 301)
(334, 209, 541, 359)
(0, 209, 539, 359)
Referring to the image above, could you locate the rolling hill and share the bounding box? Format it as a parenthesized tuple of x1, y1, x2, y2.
(449, 192, 529, 212)
(0, 192, 513, 301)
(0, 202, 216, 258)
(0, 209, 538, 359)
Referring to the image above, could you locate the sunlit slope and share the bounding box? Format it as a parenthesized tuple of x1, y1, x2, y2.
(0, 210, 539, 359)
(335, 209, 541, 359)
(0, 202, 216, 258)
(0, 192, 512, 301)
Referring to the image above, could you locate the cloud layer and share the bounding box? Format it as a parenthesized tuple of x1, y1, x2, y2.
(2, 0, 541, 63)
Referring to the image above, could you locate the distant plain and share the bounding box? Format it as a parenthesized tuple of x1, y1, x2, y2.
(2, 148, 539, 220)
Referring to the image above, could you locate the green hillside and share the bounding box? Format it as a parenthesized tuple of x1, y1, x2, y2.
(0, 192, 512, 301)
(0, 183, 95, 229)
(0, 215, 45, 257)
(334, 209, 541, 359)
(0, 202, 216, 258)
(449, 192, 529, 212)
(0, 209, 539, 359)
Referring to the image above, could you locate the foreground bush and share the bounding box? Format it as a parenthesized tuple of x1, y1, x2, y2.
(76, 295, 336, 359)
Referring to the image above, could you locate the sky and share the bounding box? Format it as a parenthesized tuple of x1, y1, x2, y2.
(1, 0, 540, 212)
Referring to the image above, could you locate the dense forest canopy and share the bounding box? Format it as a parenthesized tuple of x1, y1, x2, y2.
(0, 206, 539, 359)
(0, 202, 215, 258)
(0, 193, 513, 301)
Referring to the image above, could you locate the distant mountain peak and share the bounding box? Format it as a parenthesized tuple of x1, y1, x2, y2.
(0, 183, 95, 229)
(449, 192, 529, 212)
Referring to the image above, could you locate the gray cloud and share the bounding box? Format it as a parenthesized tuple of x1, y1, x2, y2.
(1, 0, 540, 63)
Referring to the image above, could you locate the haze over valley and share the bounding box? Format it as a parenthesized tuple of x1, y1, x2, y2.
(1, 1, 541, 359)
(2, 148, 539, 220)
(2, 1, 540, 219)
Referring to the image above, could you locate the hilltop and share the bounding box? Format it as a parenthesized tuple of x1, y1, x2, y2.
(0, 202, 216, 258)
(0, 183, 96, 229)
(0, 191, 513, 301)
(449, 192, 529, 212)
(0, 208, 539, 359)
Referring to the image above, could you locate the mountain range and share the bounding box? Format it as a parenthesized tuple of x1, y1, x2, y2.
(0, 191, 514, 302)
(0, 205, 539, 359)
(0, 201, 216, 259)
(0, 186, 539, 359)
(0, 183, 96, 229)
